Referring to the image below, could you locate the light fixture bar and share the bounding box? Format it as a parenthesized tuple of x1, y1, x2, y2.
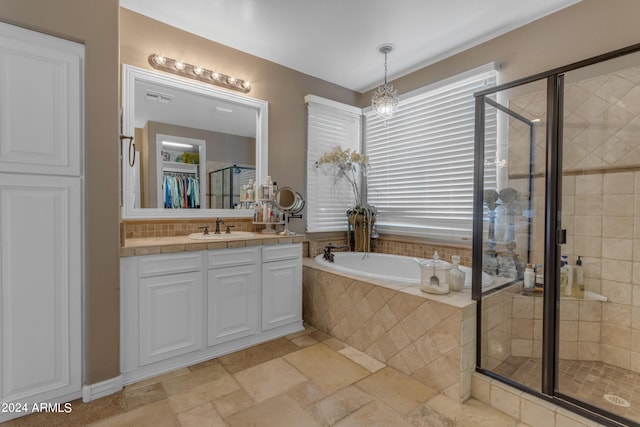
(149, 54, 251, 93)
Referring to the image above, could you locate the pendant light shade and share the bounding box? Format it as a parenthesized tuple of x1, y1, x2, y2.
(371, 44, 399, 121)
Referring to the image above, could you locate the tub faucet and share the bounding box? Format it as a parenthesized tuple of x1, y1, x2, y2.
(323, 243, 349, 263)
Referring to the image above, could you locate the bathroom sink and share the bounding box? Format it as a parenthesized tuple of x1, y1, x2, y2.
(187, 231, 256, 240)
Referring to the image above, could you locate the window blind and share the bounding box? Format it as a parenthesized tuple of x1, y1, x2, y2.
(305, 95, 363, 232)
(365, 69, 497, 241)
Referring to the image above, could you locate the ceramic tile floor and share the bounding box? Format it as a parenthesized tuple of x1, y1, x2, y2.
(5, 325, 527, 427)
(493, 356, 640, 422)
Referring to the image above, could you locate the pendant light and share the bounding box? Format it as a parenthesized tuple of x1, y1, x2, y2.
(371, 44, 399, 121)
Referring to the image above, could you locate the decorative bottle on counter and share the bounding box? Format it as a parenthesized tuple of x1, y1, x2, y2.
(449, 255, 465, 292)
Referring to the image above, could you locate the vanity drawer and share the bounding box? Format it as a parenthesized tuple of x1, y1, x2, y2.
(262, 244, 301, 263)
(208, 247, 258, 269)
(138, 252, 203, 277)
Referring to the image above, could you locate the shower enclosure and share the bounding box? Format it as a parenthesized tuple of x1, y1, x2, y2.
(473, 44, 640, 427)
(208, 165, 255, 209)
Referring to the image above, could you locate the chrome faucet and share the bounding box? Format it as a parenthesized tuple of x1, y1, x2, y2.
(214, 218, 224, 234)
(323, 243, 349, 262)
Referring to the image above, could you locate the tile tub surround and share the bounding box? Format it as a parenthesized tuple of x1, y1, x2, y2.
(302, 258, 477, 403)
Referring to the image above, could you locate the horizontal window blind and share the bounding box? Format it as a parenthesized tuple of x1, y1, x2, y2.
(365, 69, 497, 241)
(306, 96, 362, 232)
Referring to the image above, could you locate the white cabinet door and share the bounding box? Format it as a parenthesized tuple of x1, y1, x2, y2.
(208, 264, 259, 346)
(262, 258, 302, 331)
(0, 22, 82, 176)
(139, 271, 203, 366)
(0, 174, 81, 418)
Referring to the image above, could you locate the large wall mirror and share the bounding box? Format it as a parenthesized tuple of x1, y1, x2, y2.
(121, 64, 268, 219)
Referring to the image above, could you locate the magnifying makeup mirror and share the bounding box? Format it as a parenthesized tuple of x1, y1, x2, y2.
(273, 187, 304, 235)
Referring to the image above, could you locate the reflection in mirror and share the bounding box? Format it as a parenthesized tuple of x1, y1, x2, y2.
(121, 64, 268, 219)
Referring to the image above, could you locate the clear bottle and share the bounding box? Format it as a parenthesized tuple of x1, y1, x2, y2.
(574, 256, 584, 299)
(559, 256, 568, 296)
(524, 263, 535, 291)
(449, 255, 465, 292)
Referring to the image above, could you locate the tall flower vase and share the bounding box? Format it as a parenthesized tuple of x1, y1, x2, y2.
(347, 210, 375, 253)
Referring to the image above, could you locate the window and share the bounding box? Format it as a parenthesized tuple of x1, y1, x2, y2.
(365, 65, 497, 241)
(305, 95, 363, 232)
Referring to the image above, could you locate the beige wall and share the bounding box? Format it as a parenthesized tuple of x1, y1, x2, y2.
(0, 0, 121, 384)
(365, 0, 640, 103)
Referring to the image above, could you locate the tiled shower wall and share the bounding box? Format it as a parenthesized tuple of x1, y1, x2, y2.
(504, 64, 640, 372)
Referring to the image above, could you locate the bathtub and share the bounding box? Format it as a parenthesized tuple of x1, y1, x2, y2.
(313, 252, 493, 288)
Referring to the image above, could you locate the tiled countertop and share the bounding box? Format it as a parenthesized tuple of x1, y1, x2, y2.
(121, 233, 306, 257)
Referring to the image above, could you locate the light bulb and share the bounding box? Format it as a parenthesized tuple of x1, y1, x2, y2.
(153, 54, 166, 65)
(174, 60, 185, 71)
(193, 66, 203, 76)
(211, 72, 220, 80)
(242, 81, 251, 90)
(227, 76, 237, 85)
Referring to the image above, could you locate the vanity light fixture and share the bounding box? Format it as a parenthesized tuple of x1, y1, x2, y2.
(149, 54, 251, 93)
(371, 44, 399, 121)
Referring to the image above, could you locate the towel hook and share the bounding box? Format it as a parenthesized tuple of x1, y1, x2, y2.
(120, 135, 135, 167)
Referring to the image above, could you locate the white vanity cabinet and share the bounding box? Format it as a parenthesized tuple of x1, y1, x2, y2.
(120, 243, 303, 385)
(262, 245, 302, 331)
(207, 247, 260, 346)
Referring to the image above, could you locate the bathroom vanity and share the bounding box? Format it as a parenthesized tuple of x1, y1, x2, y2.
(120, 237, 302, 384)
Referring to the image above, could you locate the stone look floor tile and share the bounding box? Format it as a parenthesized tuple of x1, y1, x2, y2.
(287, 381, 328, 408)
(355, 367, 439, 416)
(291, 334, 320, 348)
(233, 357, 308, 402)
(124, 382, 167, 411)
(217, 337, 300, 373)
(167, 373, 240, 413)
(284, 343, 370, 394)
(405, 404, 455, 427)
(226, 394, 322, 427)
(308, 385, 373, 425)
(89, 400, 179, 427)
(162, 362, 231, 397)
(211, 389, 255, 418)
(334, 400, 413, 427)
(339, 345, 386, 373)
(7, 332, 529, 427)
(175, 402, 226, 427)
(426, 394, 518, 427)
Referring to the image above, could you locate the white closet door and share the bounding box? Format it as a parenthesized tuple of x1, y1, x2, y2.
(0, 174, 82, 416)
(0, 22, 82, 176)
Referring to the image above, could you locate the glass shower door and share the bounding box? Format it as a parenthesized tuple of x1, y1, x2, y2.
(556, 51, 640, 424)
(477, 79, 548, 393)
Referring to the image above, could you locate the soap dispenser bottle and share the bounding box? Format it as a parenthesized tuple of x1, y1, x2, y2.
(449, 255, 465, 292)
(560, 255, 573, 297)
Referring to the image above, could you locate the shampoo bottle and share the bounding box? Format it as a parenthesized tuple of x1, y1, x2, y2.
(560, 255, 573, 297)
(524, 263, 535, 291)
(574, 256, 584, 299)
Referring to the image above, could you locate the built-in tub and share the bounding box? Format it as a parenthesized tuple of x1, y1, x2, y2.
(313, 251, 493, 288)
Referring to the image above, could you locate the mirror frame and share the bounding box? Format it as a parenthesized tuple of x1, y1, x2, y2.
(121, 64, 268, 219)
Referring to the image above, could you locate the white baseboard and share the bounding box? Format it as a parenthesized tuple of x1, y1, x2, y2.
(82, 375, 123, 402)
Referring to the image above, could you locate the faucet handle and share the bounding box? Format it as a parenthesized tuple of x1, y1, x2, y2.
(199, 226, 210, 235)
(225, 225, 235, 234)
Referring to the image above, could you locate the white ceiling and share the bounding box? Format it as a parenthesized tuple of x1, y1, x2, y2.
(121, 0, 581, 92)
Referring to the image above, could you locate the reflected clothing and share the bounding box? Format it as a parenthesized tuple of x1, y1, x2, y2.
(163, 175, 200, 208)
